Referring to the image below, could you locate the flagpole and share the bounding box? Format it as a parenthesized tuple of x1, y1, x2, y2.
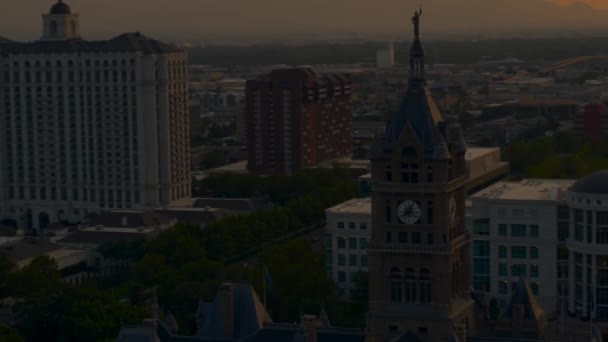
(263, 264, 267, 310)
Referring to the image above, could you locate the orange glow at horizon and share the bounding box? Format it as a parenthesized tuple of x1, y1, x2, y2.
(550, 0, 608, 9)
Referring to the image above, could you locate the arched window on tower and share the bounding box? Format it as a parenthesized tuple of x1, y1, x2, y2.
(401, 147, 418, 183)
(390, 267, 402, 303)
(50, 21, 58, 35)
(405, 268, 416, 303)
(419, 268, 432, 303)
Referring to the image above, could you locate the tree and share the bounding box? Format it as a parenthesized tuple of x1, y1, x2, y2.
(10, 256, 60, 296)
(259, 240, 336, 322)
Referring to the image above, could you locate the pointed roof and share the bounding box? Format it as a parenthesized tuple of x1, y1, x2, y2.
(319, 306, 332, 328)
(163, 312, 179, 334)
(379, 8, 456, 161)
(196, 283, 272, 340)
(500, 278, 545, 321)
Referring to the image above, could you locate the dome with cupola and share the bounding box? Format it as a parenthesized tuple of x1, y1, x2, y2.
(50, 0, 72, 14)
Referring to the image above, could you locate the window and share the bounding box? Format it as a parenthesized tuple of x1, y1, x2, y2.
(530, 247, 539, 259)
(498, 224, 507, 236)
(349, 238, 357, 249)
(575, 224, 584, 241)
(499, 263, 508, 276)
(419, 269, 432, 304)
(597, 227, 608, 245)
(427, 233, 434, 244)
(390, 268, 402, 303)
(405, 268, 416, 303)
(512, 264, 526, 277)
(511, 246, 527, 259)
(499, 245, 507, 258)
(386, 232, 392, 243)
(530, 224, 539, 237)
(349, 255, 357, 266)
(473, 241, 490, 257)
(361, 255, 368, 267)
(360, 239, 368, 250)
(427, 201, 434, 225)
(399, 232, 407, 243)
(473, 220, 490, 236)
(337, 221, 344, 229)
(338, 271, 346, 283)
(349, 222, 356, 230)
(473, 259, 490, 274)
(412, 232, 421, 244)
(338, 254, 345, 266)
(385, 200, 392, 223)
(530, 264, 539, 278)
(558, 221, 569, 242)
(338, 238, 346, 249)
(511, 224, 526, 237)
(360, 223, 368, 230)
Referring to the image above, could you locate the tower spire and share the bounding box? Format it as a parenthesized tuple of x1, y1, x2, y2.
(409, 7, 425, 84)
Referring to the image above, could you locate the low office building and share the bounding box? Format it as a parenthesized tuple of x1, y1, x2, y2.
(469, 179, 574, 314)
(324, 197, 371, 298)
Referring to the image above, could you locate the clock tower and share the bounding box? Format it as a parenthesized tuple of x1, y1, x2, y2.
(366, 8, 475, 342)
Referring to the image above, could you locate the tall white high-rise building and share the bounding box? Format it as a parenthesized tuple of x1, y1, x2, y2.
(0, 1, 191, 229)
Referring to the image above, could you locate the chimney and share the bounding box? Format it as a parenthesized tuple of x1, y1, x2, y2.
(219, 283, 235, 339)
(301, 315, 318, 342)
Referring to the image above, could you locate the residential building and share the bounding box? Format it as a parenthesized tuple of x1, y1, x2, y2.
(573, 102, 608, 140)
(468, 179, 574, 315)
(245, 68, 352, 175)
(366, 10, 475, 341)
(324, 198, 371, 298)
(0, 1, 191, 230)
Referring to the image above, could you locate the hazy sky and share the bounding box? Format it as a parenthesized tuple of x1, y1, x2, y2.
(2, 0, 608, 41)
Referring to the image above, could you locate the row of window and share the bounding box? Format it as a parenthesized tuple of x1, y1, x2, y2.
(336, 237, 368, 250)
(498, 224, 539, 238)
(498, 263, 540, 278)
(499, 280, 540, 296)
(574, 225, 608, 244)
(337, 221, 368, 230)
(336, 254, 368, 268)
(498, 245, 540, 259)
(386, 231, 435, 244)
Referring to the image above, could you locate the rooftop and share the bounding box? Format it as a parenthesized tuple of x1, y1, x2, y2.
(470, 179, 575, 202)
(326, 197, 371, 215)
(0, 32, 181, 56)
(465, 147, 500, 161)
(0, 239, 63, 263)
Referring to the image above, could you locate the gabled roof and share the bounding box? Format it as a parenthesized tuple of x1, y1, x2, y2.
(197, 283, 272, 340)
(0, 32, 181, 56)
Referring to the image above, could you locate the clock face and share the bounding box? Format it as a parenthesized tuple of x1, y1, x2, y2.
(397, 200, 421, 225)
(449, 196, 457, 223)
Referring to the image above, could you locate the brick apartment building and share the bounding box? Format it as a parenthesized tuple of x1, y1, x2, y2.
(245, 68, 352, 175)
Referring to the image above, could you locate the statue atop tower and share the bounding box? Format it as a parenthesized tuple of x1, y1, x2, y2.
(412, 7, 423, 38)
